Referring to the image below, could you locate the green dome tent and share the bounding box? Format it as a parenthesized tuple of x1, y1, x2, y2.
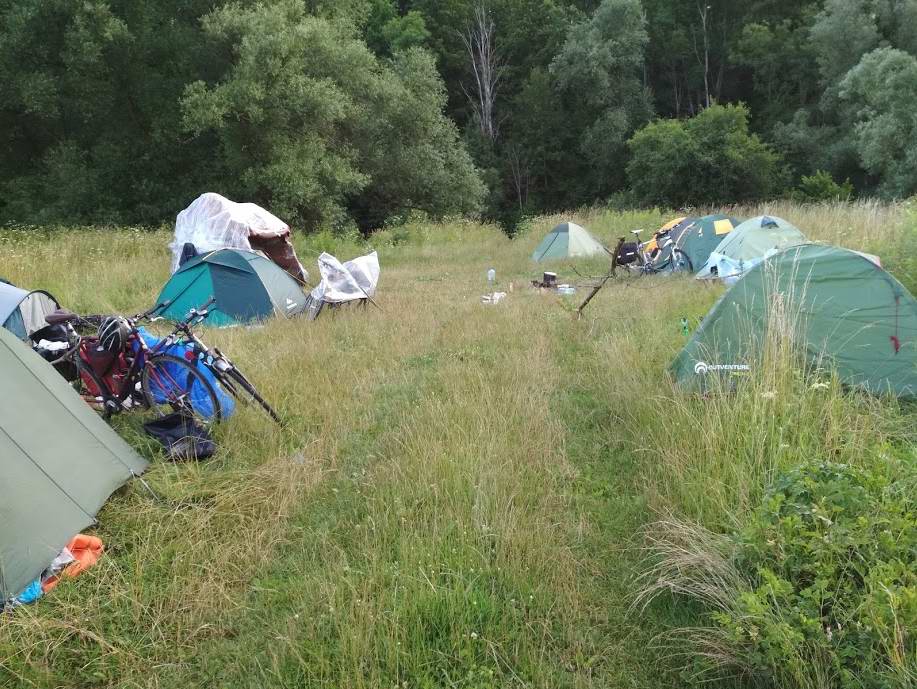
(655, 214, 740, 271)
(0, 326, 147, 600)
(696, 215, 807, 282)
(532, 222, 606, 262)
(671, 244, 917, 398)
(0, 281, 59, 341)
(155, 249, 307, 327)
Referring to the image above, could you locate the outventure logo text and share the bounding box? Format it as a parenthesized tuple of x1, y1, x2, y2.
(694, 361, 750, 375)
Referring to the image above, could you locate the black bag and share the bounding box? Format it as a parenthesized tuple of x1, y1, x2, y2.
(30, 323, 78, 381)
(616, 241, 641, 266)
(143, 412, 216, 460)
(179, 242, 198, 267)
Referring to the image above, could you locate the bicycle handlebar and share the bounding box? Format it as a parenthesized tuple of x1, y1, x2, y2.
(179, 297, 217, 327)
(129, 299, 173, 325)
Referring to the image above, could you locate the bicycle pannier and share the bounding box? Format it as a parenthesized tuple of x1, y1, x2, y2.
(616, 242, 640, 266)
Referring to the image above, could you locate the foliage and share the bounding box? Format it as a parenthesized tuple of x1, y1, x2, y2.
(549, 0, 651, 197)
(182, 1, 484, 230)
(0, 0, 216, 224)
(4, 0, 917, 226)
(0, 0, 482, 230)
(715, 457, 917, 688)
(839, 48, 917, 199)
(792, 170, 854, 203)
(627, 104, 785, 207)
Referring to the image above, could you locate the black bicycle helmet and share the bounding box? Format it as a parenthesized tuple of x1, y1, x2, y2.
(98, 316, 130, 353)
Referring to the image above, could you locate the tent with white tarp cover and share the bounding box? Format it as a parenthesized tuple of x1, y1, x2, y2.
(171, 193, 308, 282)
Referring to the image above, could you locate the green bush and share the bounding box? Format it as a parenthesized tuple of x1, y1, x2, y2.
(717, 456, 917, 688)
(626, 104, 786, 207)
(792, 170, 854, 202)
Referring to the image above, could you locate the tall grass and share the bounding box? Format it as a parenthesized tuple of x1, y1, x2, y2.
(0, 201, 912, 688)
(568, 203, 916, 687)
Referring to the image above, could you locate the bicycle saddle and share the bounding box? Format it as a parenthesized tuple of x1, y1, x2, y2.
(45, 309, 79, 325)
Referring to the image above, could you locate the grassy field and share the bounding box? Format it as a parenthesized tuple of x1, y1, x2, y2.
(0, 201, 914, 688)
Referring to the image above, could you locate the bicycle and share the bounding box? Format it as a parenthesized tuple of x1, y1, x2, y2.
(618, 228, 693, 275)
(47, 303, 222, 426)
(155, 297, 282, 425)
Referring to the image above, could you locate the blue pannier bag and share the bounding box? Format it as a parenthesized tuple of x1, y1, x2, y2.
(133, 327, 235, 420)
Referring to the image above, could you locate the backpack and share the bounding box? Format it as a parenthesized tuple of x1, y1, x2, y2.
(616, 242, 641, 266)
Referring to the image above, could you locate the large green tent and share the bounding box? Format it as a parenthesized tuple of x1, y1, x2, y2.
(671, 244, 917, 398)
(1, 328, 147, 600)
(155, 249, 307, 327)
(655, 214, 740, 271)
(532, 222, 606, 262)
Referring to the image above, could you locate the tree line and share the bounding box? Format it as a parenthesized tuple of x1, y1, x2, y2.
(2, 0, 916, 232)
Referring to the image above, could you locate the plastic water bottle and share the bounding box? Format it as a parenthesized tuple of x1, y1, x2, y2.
(487, 268, 496, 285)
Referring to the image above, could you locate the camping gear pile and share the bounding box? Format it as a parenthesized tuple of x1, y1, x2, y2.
(304, 251, 380, 320)
(0, 194, 385, 609)
(143, 412, 216, 461)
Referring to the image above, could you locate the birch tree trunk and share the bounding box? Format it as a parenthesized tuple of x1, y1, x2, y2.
(459, 3, 503, 143)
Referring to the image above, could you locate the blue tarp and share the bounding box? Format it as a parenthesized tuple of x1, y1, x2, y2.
(134, 328, 234, 419)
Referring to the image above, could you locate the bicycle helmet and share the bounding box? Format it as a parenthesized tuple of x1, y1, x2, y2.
(98, 316, 130, 353)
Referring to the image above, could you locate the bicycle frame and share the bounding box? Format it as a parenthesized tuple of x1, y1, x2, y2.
(59, 301, 207, 413)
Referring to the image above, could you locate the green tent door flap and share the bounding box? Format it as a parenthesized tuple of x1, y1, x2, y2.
(671, 244, 917, 398)
(532, 222, 606, 262)
(155, 249, 306, 326)
(0, 328, 148, 599)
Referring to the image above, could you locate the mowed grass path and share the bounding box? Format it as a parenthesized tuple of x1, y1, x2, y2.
(0, 202, 908, 688)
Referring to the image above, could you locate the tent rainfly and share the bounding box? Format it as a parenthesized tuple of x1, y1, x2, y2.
(671, 244, 917, 398)
(654, 214, 740, 271)
(155, 248, 307, 327)
(0, 326, 148, 600)
(0, 281, 60, 341)
(696, 215, 807, 283)
(532, 222, 606, 262)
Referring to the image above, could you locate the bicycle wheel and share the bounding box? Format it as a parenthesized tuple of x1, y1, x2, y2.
(141, 354, 222, 425)
(672, 249, 693, 273)
(217, 366, 282, 425)
(73, 359, 115, 416)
